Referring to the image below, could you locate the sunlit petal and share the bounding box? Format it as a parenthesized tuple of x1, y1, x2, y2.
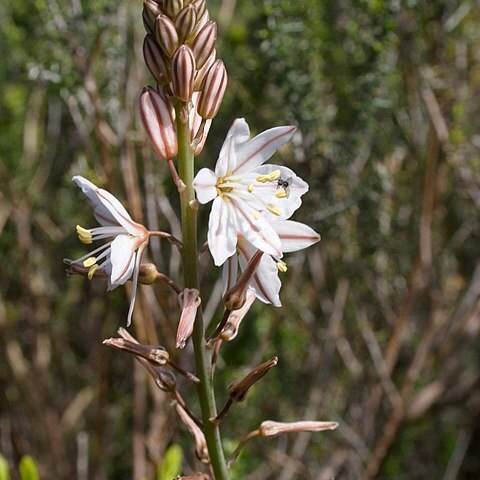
(273, 220, 321, 252)
(193, 168, 218, 204)
(109, 234, 137, 287)
(238, 240, 281, 307)
(208, 198, 238, 266)
(230, 198, 282, 258)
(221, 253, 238, 295)
(234, 126, 296, 175)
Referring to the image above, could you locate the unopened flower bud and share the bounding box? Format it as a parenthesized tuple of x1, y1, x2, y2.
(191, 21, 217, 69)
(155, 14, 179, 57)
(138, 263, 161, 285)
(176, 288, 201, 348)
(164, 0, 183, 18)
(143, 35, 170, 85)
(228, 356, 278, 402)
(139, 86, 178, 160)
(259, 420, 339, 437)
(197, 59, 227, 119)
(143, 0, 163, 34)
(171, 45, 196, 102)
(175, 4, 197, 42)
(194, 50, 216, 90)
(191, 0, 206, 20)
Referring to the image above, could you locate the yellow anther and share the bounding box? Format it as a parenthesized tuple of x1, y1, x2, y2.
(276, 261, 288, 273)
(251, 210, 260, 220)
(255, 174, 271, 183)
(83, 257, 97, 268)
(267, 204, 281, 216)
(247, 185, 254, 193)
(76, 225, 93, 244)
(275, 189, 288, 198)
(87, 264, 99, 280)
(256, 170, 281, 183)
(269, 169, 281, 181)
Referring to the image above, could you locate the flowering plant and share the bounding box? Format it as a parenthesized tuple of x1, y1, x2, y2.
(66, 0, 336, 477)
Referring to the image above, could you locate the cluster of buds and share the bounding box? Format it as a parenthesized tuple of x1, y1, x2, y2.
(139, 0, 228, 160)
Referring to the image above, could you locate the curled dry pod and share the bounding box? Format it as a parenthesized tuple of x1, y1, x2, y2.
(171, 45, 196, 102)
(175, 4, 197, 42)
(143, 35, 170, 85)
(197, 59, 227, 119)
(155, 14, 179, 58)
(139, 87, 178, 160)
(191, 20, 217, 69)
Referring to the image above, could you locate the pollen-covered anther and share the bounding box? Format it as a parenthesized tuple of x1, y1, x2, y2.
(247, 185, 254, 193)
(276, 260, 287, 273)
(76, 225, 93, 244)
(275, 189, 288, 198)
(251, 210, 260, 220)
(83, 256, 97, 268)
(267, 204, 281, 216)
(256, 169, 281, 183)
(87, 264, 99, 280)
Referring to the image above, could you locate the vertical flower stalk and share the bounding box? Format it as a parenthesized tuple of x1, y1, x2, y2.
(138, 0, 230, 477)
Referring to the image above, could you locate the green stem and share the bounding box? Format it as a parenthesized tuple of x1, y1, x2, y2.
(175, 104, 229, 480)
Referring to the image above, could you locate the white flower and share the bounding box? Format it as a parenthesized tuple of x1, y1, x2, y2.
(193, 118, 308, 266)
(223, 218, 321, 307)
(71, 176, 150, 326)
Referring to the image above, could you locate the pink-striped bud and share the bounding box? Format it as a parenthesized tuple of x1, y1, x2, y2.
(197, 59, 227, 119)
(143, 0, 163, 34)
(190, 0, 206, 22)
(143, 35, 170, 85)
(193, 50, 215, 90)
(155, 14, 179, 57)
(191, 20, 217, 69)
(139, 87, 178, 160)
(164, 0, 183, 18)
(175, 4, 197, 42)
(171, 45, 196, 102)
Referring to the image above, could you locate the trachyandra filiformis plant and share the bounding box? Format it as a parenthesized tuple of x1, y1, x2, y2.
(65, 0, 337, 477)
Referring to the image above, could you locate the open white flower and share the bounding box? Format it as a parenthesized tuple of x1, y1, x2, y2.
(71, 176, 150, 326)
(193, 118, 308, 266)
(223, 219, 320, 307)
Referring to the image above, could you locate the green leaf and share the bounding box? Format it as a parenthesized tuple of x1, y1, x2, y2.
(0, 455, 11, 480)
(157, 444, 182, 480)
(19, 456, 39, 480)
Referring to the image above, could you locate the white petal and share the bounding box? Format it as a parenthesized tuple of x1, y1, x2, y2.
(126, 243, 146, 327)
(272, 220, 321, 252)
(193, 168, 218, 204)
(238, 240, 281, 306)
(95, 188, 145, 235)
(221, 253, 238, 295)
(73, 176, 118, 227)
(230, 197, 282, 258)
(234, 126, 296, 175)
(207, 198, 238, 266)
(215, 118, 250, 177)
(109, 234, 137, 287)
